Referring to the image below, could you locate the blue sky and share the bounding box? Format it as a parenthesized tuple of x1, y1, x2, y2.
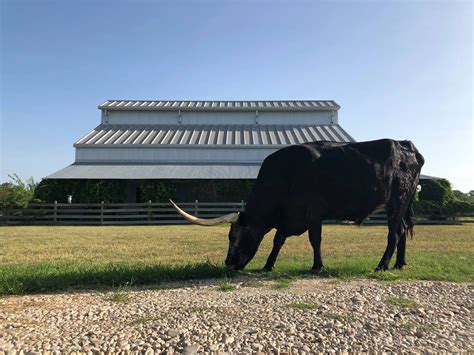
(1, 0, 472, 191)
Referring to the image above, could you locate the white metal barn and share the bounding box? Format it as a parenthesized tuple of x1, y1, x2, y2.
(47, 100, 356, 202)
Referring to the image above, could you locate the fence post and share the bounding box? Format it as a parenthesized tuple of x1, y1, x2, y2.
(195, 200, 199, 216)
(241, 200, 245, 211)
(101, 201, 104, 225)
(53, 201, 58, 224)
(5, 208, 9, 225)
(148, 200, 152, 223)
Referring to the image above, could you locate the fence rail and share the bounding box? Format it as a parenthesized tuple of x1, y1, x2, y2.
(0, 201, 465, 226)
(0, 201, 247, 226)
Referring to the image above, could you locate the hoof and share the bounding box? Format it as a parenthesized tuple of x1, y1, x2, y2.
(310, 267, 323, 275)
(262, 266, 273, 273)
(375, 265, 388, 272)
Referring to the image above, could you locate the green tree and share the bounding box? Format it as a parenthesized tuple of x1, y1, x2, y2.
(418, 178, 456, 206)
(415, 179, 474, 220)
(449, 200, 474, 218)
(0, 174, 38, 208)
(453, 190, 474, 203)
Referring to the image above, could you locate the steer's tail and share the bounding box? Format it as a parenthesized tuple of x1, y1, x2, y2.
(405, 195, 415, 240)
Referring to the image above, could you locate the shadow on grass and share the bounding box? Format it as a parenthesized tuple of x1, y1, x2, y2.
(0, 261, 230, 296)
(246, 253, 473, 283)
(245, 258, 380, 280)
(0, 260, 381, 296)
(1, 253, 471, 296)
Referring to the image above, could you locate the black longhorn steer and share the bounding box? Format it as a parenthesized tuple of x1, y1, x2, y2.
(171, 139, 425, 272)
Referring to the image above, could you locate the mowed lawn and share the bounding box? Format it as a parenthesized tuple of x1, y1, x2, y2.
(0, 224, 472, 295)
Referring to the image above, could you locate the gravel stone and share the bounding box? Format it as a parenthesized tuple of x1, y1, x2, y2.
(208, 343, 219, 351)
(0, 278, 472, 353)
(166, 329, 180, 338)
(183, 344, 199, 354)
(224, 336, 235, 344)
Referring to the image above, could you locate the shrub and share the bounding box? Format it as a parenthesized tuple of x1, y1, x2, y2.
(171, 180, 255, 202)
(453, 190, 474, 203)
(418, 179, 455, 206)
(33, 179, 255, 203)
(414, 179, 474, 220)
(34, 179, 127, 203)
(446, 200, 474, 220)
(0, 174, 38, 208)
(139, 181, 175, 202)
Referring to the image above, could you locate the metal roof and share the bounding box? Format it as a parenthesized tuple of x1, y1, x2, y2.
(99, 100, 340, 112)
(75, 124, 354, 147)
(46, 163, 439, 181)
(46, 163, 262, 180)
(419, 174, 442, 180)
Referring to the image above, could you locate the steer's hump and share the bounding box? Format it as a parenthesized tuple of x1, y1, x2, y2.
(261, 144, 320, 171)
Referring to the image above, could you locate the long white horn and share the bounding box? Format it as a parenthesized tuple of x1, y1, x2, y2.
(169, 199, 239, 226)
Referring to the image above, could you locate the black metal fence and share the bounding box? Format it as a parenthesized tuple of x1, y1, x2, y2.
(0, 201, 465, 226)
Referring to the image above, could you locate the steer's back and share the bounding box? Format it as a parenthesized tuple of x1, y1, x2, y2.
(248, 139, 423, 232)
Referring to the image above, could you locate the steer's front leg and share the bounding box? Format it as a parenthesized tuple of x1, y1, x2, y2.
(263, 230, 286, 272)
(308, 222, 324, 273)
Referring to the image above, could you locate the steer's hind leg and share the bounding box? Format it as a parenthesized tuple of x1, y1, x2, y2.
(376, 205, 405, 271)
(263, 230, 287, 272)
(394, 221, 407, 269)
(308, 222, 324, 273)
(395, 196, 415, 269)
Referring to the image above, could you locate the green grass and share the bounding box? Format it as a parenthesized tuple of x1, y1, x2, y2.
(217, 280, 237, 292)
(272, 278, 294, 289)
(241, 280, 264, 288)
(107, 291, 131, 303)
(287, 302, 319, 310)
(400, 320, 417, 331)
(399, 320, 437, 333)
(416, 323, 438, 333)
(385, 296, 421, 309)
(105, 281, 135, 302)
(0, 224, 472, 295)
(327, 313, 356, 322)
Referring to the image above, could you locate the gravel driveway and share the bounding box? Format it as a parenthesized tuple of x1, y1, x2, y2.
(0, 277, 472, 354)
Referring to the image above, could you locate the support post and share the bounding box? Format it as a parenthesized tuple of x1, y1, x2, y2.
(195, 200, 199, 216)
(53, 201, 58, 224)
(100, 201, 104, 225)
(148, 200, 152, 223)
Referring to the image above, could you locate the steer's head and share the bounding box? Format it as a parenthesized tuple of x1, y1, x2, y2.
(169, 200, 262, 271)
(224, 212, 263, 270)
